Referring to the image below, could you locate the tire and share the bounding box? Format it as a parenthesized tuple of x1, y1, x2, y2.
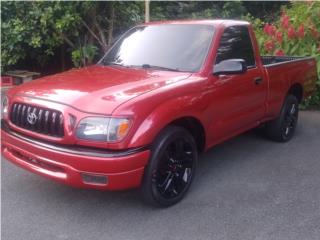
(142, 126, 198, 207)
(265, 94, 299, 142)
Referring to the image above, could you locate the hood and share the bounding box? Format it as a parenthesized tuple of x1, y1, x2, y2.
(9, 65, 192, 115)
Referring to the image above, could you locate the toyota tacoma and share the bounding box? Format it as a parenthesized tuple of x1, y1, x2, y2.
(1, 20, 318, 207)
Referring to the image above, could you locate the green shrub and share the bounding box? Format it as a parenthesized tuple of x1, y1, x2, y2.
(71, 44, 98, 68)
(249, 2, 320, 109)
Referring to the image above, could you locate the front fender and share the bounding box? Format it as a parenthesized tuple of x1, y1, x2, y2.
(128, 95, 207, 148)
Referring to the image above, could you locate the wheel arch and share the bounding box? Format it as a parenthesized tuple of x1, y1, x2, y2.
(129, 113, 206, 153)
(169, 117, 206, 153)
(287, 83, 303, 103)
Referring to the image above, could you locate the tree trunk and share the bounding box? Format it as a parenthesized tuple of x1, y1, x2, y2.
(61, 45, 65, 71)
(107, 3, 115, 47)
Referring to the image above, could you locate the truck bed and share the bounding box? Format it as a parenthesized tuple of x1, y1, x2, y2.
(261, 55, 317, 118)
(261, 56, 314, 67)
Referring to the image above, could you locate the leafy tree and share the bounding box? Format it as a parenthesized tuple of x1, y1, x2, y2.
(1, 1, 144, 71)
(150, 1, 246, 20)
(242, 1, 289, 22)
(1, 1, 82, 70)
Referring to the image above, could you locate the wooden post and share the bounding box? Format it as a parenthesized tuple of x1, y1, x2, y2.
(145, 0, 150, 23)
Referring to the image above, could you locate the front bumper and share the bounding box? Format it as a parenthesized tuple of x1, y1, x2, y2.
(1, 125, 150, 190)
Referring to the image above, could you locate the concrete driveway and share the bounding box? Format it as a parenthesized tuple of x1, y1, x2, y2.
(2, 111, 320, 240)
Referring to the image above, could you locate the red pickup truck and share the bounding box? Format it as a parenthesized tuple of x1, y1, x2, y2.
(1, 20, 318, 207)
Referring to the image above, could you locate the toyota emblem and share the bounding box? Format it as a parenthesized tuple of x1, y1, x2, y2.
(27, 112, 38, 125)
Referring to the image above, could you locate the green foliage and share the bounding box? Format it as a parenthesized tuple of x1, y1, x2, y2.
(150, 1, 246, 20)
(71, 44, 98, 68)
(113, 1, 144, 34)
(1, 1, 82, 70)
(1, 1, 144, 71)
(251, 2, 320, 108)
(242, 1, 289, 22)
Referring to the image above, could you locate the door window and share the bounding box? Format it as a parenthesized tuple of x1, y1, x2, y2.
(215, 26, 256, 67)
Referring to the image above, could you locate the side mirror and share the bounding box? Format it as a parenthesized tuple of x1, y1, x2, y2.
(213, 59, 247, 75)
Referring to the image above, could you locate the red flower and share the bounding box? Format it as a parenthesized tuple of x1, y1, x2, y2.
(275, 31, 283, 44)
(270, 25, 276, 36)
(264, 40, 275, 52)
(287, 26, 296, 39)
(297, 24, 305, 38)
(275, 49, 285, 56)
(263, 24, 276, 36)
(281, 14, 290, 29)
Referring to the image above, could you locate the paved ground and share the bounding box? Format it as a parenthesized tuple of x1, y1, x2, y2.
(2, 111, 320, 240)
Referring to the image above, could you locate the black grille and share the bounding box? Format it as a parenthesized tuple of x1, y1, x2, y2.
(10, 103, 64, 137)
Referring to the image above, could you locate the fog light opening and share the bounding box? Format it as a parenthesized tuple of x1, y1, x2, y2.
(81, 173, 108, 185)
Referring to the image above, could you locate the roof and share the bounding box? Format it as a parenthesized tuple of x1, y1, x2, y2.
(142, 19, 250, 27)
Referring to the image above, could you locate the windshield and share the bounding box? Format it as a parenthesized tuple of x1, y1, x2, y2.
(101, 24, 215, 72)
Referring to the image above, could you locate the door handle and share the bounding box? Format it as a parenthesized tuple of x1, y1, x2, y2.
(254, 77, 263, 85)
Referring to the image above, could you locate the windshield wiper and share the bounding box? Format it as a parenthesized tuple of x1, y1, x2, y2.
(141, 64, 181, 72)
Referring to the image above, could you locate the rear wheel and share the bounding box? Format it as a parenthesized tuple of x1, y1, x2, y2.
(142, 126, 198, 207)
(265, 94, 299, 142)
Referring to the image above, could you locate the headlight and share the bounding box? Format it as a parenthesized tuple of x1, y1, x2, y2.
(76, 117, 131, 142)
(1, 96, 9, 119)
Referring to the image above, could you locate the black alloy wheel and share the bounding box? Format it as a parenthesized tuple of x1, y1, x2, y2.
(265, 94, 299, 142)
(281, 99, 299, 141)
(142, 126, 198, 207)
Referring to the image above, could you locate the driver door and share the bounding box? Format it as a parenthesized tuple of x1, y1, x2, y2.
(207, 25, 267, 142)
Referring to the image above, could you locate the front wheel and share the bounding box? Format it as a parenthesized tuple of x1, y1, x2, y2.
(265, 94, 299, 142)
(142, 126, 198, 207)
